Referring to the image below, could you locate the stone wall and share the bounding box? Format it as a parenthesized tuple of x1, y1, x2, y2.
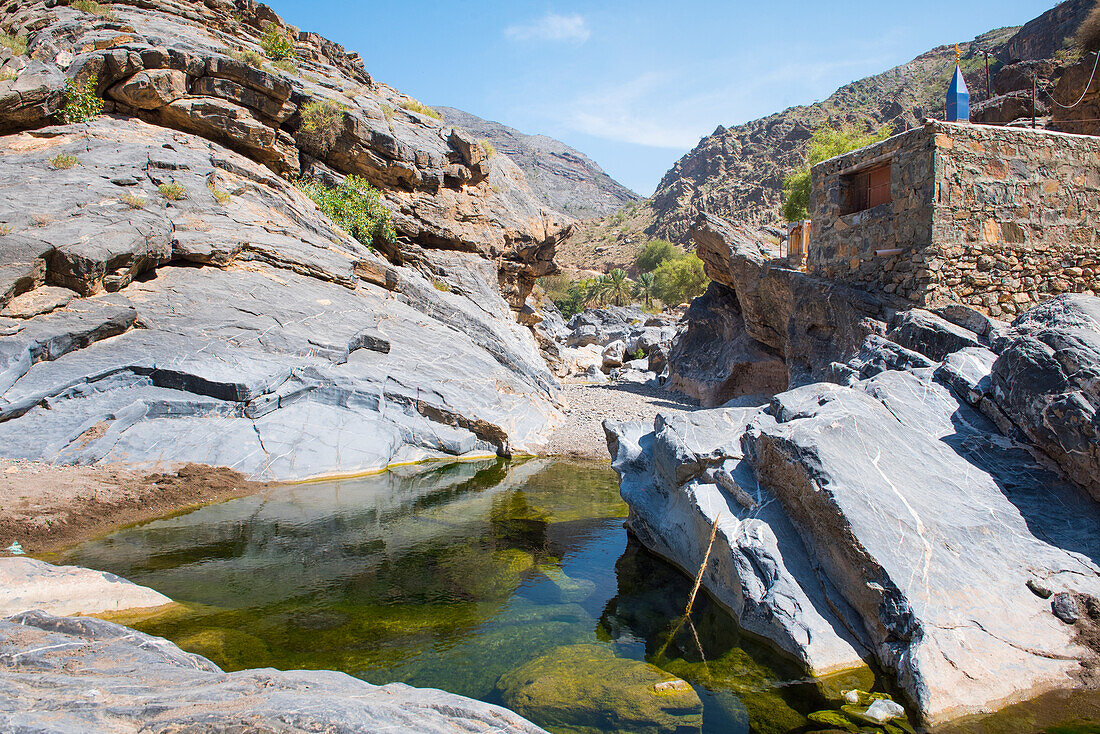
(808, 127, 935, 300)
(809, 121, 1100, 317)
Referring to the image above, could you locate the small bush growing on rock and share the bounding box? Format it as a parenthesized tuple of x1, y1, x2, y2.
(209, 187, 230, 204)
(49, 154, 79, 169)
(380, 103, 394, 120)
(1078, 1, 1100, 52)
(71, 0, 117, 19)
(400, 99, 442, 120)
(158, 183, 186, 200)
(431, 278, 452, 292)
(231, 49, 265, 68)
(0, 32, 27, 56)
(121, 193, 147, 209)
(0, 224, 11, 236)
(272, 59, 298, 75)
(61, 76, 103, 124)
(296, 174, 396, 248)
(260, 28, 296, 61)
(479, 140, 496, 159)
(299, 99, 346, 134)
(31, 213, 53, 227)
(0, 70, 17, 82)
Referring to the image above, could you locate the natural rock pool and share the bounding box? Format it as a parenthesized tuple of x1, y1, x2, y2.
(53, 458, 1097, 733)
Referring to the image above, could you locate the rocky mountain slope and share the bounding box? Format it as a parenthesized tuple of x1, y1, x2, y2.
(553, 0, 1094, 265)
(0, 0, 574, 480)
(608, 212, 1100, 727)
(435, 105, 639, 220)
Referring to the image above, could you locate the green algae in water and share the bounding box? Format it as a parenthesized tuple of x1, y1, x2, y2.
(59, 457, 1098, 734)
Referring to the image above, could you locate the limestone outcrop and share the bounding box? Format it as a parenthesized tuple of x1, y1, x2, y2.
(0, 610, 549, 734)
(0, 557, 170, 616)
(608, 296, 1100, 724)
(0, 0, 574, 478)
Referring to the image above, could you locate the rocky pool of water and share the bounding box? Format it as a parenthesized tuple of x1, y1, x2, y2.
(56, 458, 1098, 734)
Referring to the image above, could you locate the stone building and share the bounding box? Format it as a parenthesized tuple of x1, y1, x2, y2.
(808, 120, 1099, 317)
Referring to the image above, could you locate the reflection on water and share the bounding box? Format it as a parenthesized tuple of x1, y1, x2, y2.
(56, 458, 1094, 734)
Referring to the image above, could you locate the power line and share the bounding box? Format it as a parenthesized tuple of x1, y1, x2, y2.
(1043, 50, 1100, 110)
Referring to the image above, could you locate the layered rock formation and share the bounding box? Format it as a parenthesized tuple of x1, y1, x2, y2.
(0, 610, 549, 733)
(436, 106, 639, 220)
(608, 213, 1100, 725)
(0, 0, 574, 478)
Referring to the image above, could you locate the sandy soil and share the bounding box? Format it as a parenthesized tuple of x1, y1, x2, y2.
(544, 380, 701, 459)
(0, 460, 270, 554)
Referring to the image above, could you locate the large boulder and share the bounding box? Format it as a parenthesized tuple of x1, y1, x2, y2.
(608, 302, 1100, 725)
(0, 120, 560, 480)
(0, 610, 548, 733)
(665, 281, 788, 406)
(106, 69, 188, 110)
(990, 294, 1100, 501)
(496, 643, 702, 734)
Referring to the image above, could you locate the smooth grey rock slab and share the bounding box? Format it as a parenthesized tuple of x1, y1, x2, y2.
(0, 610, 548, 734)
(990, 294, 1100, 501)
(604, 410, 868, 677)
(0, 558, 170, 617)
(0, 120, 560, 479)
(743, 374, 1100, 723)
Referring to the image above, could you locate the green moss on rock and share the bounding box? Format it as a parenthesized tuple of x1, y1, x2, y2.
(497, 643, 703, 734)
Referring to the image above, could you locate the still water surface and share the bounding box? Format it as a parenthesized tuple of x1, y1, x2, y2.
(57, 458, 1098, 734)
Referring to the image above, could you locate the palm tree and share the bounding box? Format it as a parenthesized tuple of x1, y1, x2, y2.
(588, 268, 633, 307)
(634, 271, 656, 308)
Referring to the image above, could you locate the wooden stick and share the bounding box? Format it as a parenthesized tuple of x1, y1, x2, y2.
(685, 512, 721, 617)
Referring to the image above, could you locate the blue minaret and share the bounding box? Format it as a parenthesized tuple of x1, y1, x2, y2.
(945, 45, 969, 122)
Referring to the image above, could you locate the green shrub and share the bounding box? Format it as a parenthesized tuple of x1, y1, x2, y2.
(260, 28, 296, 61)
(231, 49, 265, 68)
(72, 0, 116, 18)
(431, 278, 451, 292)
(0, 69, 17, 82)
(0, 32, 27, 56)
(49, 154, 79, 169)
(272, 59, 298, 75)
(158, 183, 186, 200)
(299, 99, 346, 133)
(208, 182, 230, 204)
(296, 174, 396, 247)
(653, 253, 707, 306)
(0, 224, 11, 236)
(479, 139, 496, 159)
(400, 99, 441, 120)
(1078, 1, 1100, 52)
(121, 193, 146, 209)
(629, 348, 645, 361)
(61, 76, 103, 124)
(782, 124, 890, 221)
(635, 239, 679, 272)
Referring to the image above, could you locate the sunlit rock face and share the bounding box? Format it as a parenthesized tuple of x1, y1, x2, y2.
(609, 292, 1100, 726)
(0, 0, 580, 478)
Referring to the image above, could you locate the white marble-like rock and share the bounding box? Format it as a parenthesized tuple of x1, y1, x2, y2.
(0, 557, 171, 616)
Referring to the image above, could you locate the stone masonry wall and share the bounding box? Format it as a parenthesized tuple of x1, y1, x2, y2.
(921, 122, 1100, 317)
(808, 127, 936, 300)
(809, 121, 1100, 317)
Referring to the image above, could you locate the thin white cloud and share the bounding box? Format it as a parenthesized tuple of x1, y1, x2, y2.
(505, 13, 590, 44)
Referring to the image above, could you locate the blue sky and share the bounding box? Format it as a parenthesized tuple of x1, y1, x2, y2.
(267, 0, 1059, 196)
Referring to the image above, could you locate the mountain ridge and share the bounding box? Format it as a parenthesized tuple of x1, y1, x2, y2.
(434, 105, 639, 220)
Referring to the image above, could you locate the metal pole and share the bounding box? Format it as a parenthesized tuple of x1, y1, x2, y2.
(1032, 74, 1037, 129)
